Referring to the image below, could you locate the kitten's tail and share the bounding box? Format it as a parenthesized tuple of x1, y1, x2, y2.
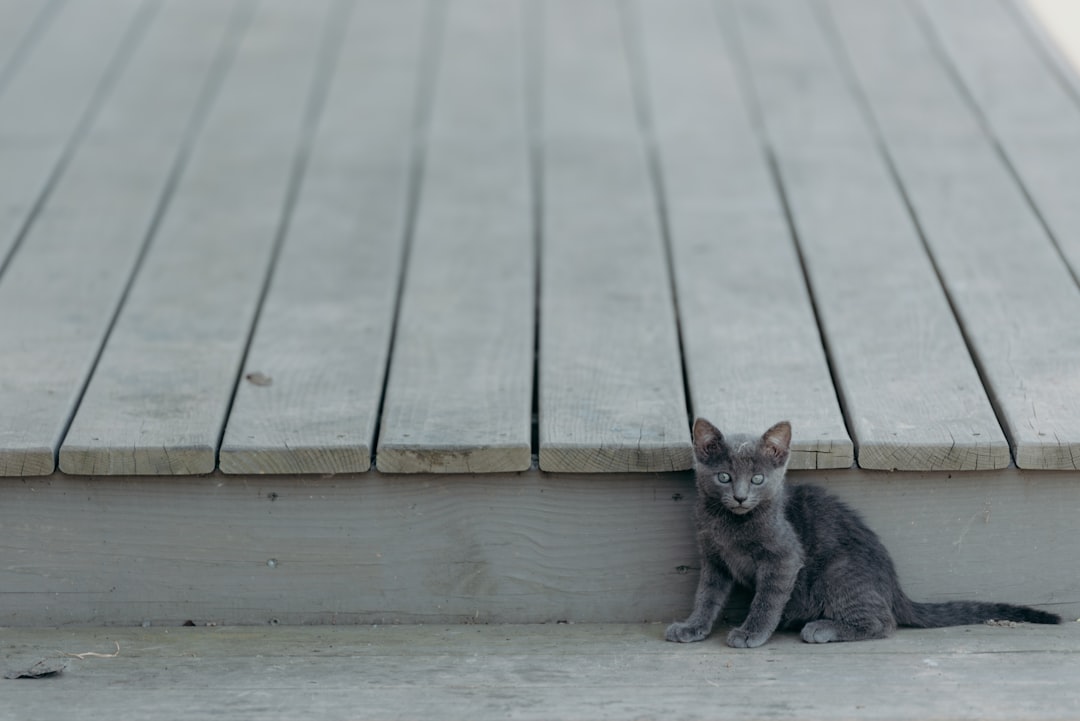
(902, 599, 1061, 628)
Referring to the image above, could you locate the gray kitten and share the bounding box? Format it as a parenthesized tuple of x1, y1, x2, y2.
(666, 418, 1061, 648)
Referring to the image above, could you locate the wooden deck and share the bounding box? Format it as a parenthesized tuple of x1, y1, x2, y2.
(2, 0, 1080, 626)
(3, 0, 1080, 476)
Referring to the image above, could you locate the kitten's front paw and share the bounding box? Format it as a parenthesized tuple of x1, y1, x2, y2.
(726, 627, 771, 649)
(665, 621, 710, 643)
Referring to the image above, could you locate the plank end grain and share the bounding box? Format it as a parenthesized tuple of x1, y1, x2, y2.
(0, 447, 55, 477)
(857, 438, 1012, 472)
(58, 444, 216, 476)
(219, 445, 371, 476)
(377, 443, 532, 474)
(539, 441, 693, 474)
(1015, 439, 1080, 470)
(789, 439, 855, 470)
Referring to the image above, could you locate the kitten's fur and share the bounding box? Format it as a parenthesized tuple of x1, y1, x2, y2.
(666, 418, 1061, 648)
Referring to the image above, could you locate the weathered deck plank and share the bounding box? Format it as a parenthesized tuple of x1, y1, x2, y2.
(918, 0, 1080, 285)
(58, 0, 338, 475)
(537, 0, 692, 473)
(375, 0, 534, 474)
(826, 0, 1080, 469)
(633, 0, 852, 470)
(727, 0, 1009, 471)
(218, 0, 429, 475)
(0, 0, 145, 266)
(0, 0, 50, 83)
(0, 0, 241, 477)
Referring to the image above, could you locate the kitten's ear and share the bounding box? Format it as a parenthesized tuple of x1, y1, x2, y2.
(692, 417, 726, 463)
(761, 421, 792, 465)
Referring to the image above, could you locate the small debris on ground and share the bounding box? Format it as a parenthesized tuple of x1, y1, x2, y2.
(245, 371, 272, 386)
(4, 660, 67, 679)
(985, 619, 1020, 628)
(59, 641, 121, 659)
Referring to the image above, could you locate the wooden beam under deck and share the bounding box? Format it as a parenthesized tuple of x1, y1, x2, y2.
(0, 468, 1075, 627)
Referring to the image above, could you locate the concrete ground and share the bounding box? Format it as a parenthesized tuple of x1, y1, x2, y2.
(2, 622, 1078, 720)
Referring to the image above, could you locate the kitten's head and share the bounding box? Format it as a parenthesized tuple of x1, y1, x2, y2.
(692, 418, 792, 515)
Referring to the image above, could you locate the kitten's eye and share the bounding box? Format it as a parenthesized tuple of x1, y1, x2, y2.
(751, 474, 765, 485)
(716, 472, 732, 484)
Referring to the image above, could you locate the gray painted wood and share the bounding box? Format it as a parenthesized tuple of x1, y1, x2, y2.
(918, 0, 1080, 295)
(0, 0, 48, 81)
(375, 0, 534, 474)
(826, 0, 1080, 469)
(5, 0, 1078, 479)
(728, 0, 1009, 470)
(58, 0, 336, 476)
(634, 0, 852, 470)
(0, 468, 1075, 627)
(218, 0, 428, 476)
(4, 625, 1080, 721)
(537, 0, 693, 473)
(0, 0, 240, 477)
(0, 0, 144, 265)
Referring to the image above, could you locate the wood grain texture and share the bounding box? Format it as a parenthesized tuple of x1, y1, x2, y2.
(218, 0, 428, 475)
(827, 0, 1080, 469)
(0, 472, 698, 626)
(58, 0, 335, 476)
(4, 624, 1080, 721)
(728, 0, 1009, 471)
(374, 0, 534, 474)
(0, 0, 144, 265)
(0, 0, 240, 477)
(634, 0, 852, 470)
(537, 0, 693, 473)
(0, 468, 1075, 627)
